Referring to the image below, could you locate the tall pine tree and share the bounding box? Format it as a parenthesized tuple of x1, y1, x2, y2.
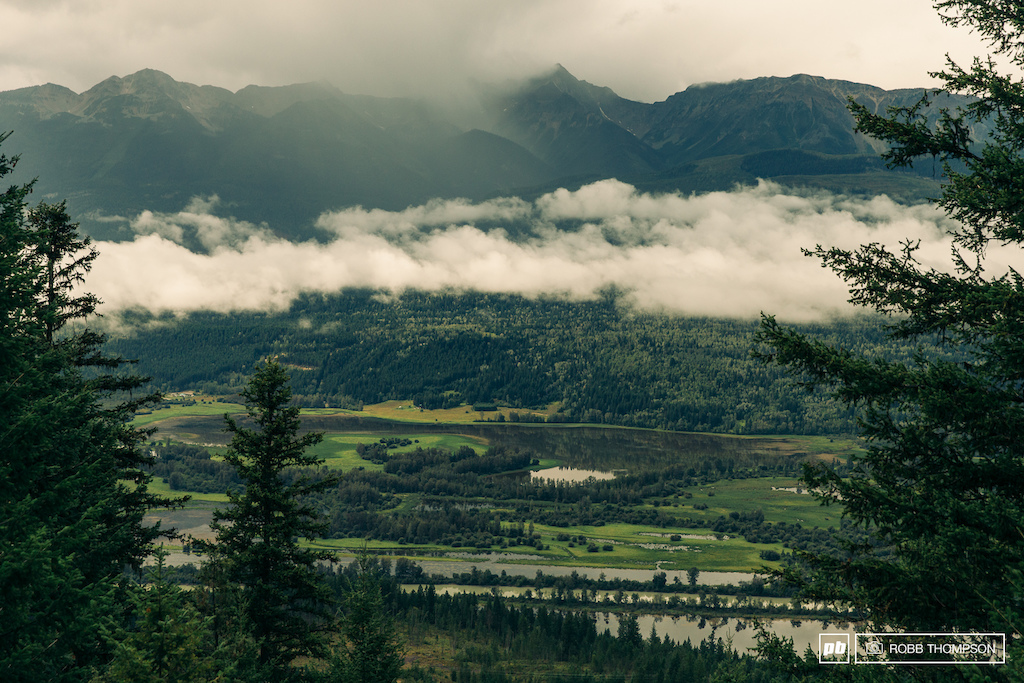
(0, 134, 168, 681)
(198, 360, 337, 679)
(333, 554, 404, 683)
(756, 0, 1024, 655)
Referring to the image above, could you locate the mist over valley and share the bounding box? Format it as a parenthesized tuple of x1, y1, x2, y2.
(3, 66, 990, 433)
(90, 179, 994, 322)
(1, 66, 955, 242)
(0, 67, 994, 321)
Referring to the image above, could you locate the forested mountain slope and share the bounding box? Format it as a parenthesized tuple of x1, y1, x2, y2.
(0, 67, 965, 241)
(106, 290, 917, 434)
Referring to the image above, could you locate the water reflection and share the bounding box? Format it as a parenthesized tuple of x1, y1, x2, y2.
(401, 584, 853, 657)
(530, 466, 616, 484)
(601, 612, 855, 656)
(410, 556, 754, 585)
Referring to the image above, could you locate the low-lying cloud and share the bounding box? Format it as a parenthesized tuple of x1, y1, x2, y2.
(88, 180, 1013, 322)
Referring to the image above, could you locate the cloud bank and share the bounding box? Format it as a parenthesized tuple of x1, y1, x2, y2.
(87, 180, 1017, 323)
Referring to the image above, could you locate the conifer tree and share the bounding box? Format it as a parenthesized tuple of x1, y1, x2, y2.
(198, 360, 337, 678)
(0, 135, 167, 681)
(756, 0, 1024, 648)
(95, 550, 221, 683)
(333, 555, 404, 683)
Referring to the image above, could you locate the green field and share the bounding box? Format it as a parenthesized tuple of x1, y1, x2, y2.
(307, 433, 489, 472)
(304, 520, 783, 572)
(341, 400, 554, 425)
(133, 398, 246, 427)
(147, 476, 229, 504)
(666, 477, 836, 527)
(524, 522, 785, 572)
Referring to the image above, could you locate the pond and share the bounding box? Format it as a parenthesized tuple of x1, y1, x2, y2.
(530, 466, 616, 484)
(600, 611, 855, 658)
(401, 584, 853, 658)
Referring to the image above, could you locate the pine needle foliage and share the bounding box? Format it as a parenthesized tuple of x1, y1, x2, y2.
(198, 360, 338, 678)
(0, 133, 169, 681)
(755, 0, 1024, 655)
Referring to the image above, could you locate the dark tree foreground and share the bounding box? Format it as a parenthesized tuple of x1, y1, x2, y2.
(334, 555, 404, 683)
(757, 0, 1024, 656)
(0, 135, 168, 680)
(198, 360, 337, 679)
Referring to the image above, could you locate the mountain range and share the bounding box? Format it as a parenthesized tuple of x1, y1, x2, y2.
(0, 66, 960, 241)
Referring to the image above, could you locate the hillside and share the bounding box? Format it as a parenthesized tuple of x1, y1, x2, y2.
(102, 290, 919, 435)
(0, 67, 963, 241)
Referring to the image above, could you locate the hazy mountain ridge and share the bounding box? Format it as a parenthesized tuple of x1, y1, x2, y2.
(485, 65, 665, 178)
(640, 75, 937, 164)
(0, 66, 964, 240)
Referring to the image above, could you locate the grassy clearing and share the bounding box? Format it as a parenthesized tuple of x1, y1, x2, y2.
(524, 522, 784, 572)
(133, 400, 246, 427)
(306, 433, 489, 472)
(134, 396, 500, 432)
(340, 400, 550, 425)
(305, 438, 384, 472)
(532, 458, 560, 469)
(389, 493, 424, 515)
(670, 477, 837, 528)
(147, 476, 229, 504)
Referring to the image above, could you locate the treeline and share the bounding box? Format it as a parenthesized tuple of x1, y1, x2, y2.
(104, 289, 916, 434)
(148, 441, 243, 493)
(406, 593, 747, 683)
(321, 558, 788, 683)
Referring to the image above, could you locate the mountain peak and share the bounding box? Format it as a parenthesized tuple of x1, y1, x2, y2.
(0, 82, 80, 115)
(84, 69, 182, 98)
(123, 68, 179, 88)
(0, 67, 956, 244)
(549, 63, 577, 82)
(77, 69, 235, 129)
(518, 64, 630, 111)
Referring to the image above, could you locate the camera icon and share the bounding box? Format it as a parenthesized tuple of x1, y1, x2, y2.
(866, 640, 883, 655)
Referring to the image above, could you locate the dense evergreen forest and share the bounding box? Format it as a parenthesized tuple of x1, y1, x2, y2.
(318, 558, 788, 683)
(106, 290, 916, 434)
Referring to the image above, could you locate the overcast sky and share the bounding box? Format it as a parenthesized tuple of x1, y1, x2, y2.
(0, 0, 1008, 102)
(6, 1, 1017, 321)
